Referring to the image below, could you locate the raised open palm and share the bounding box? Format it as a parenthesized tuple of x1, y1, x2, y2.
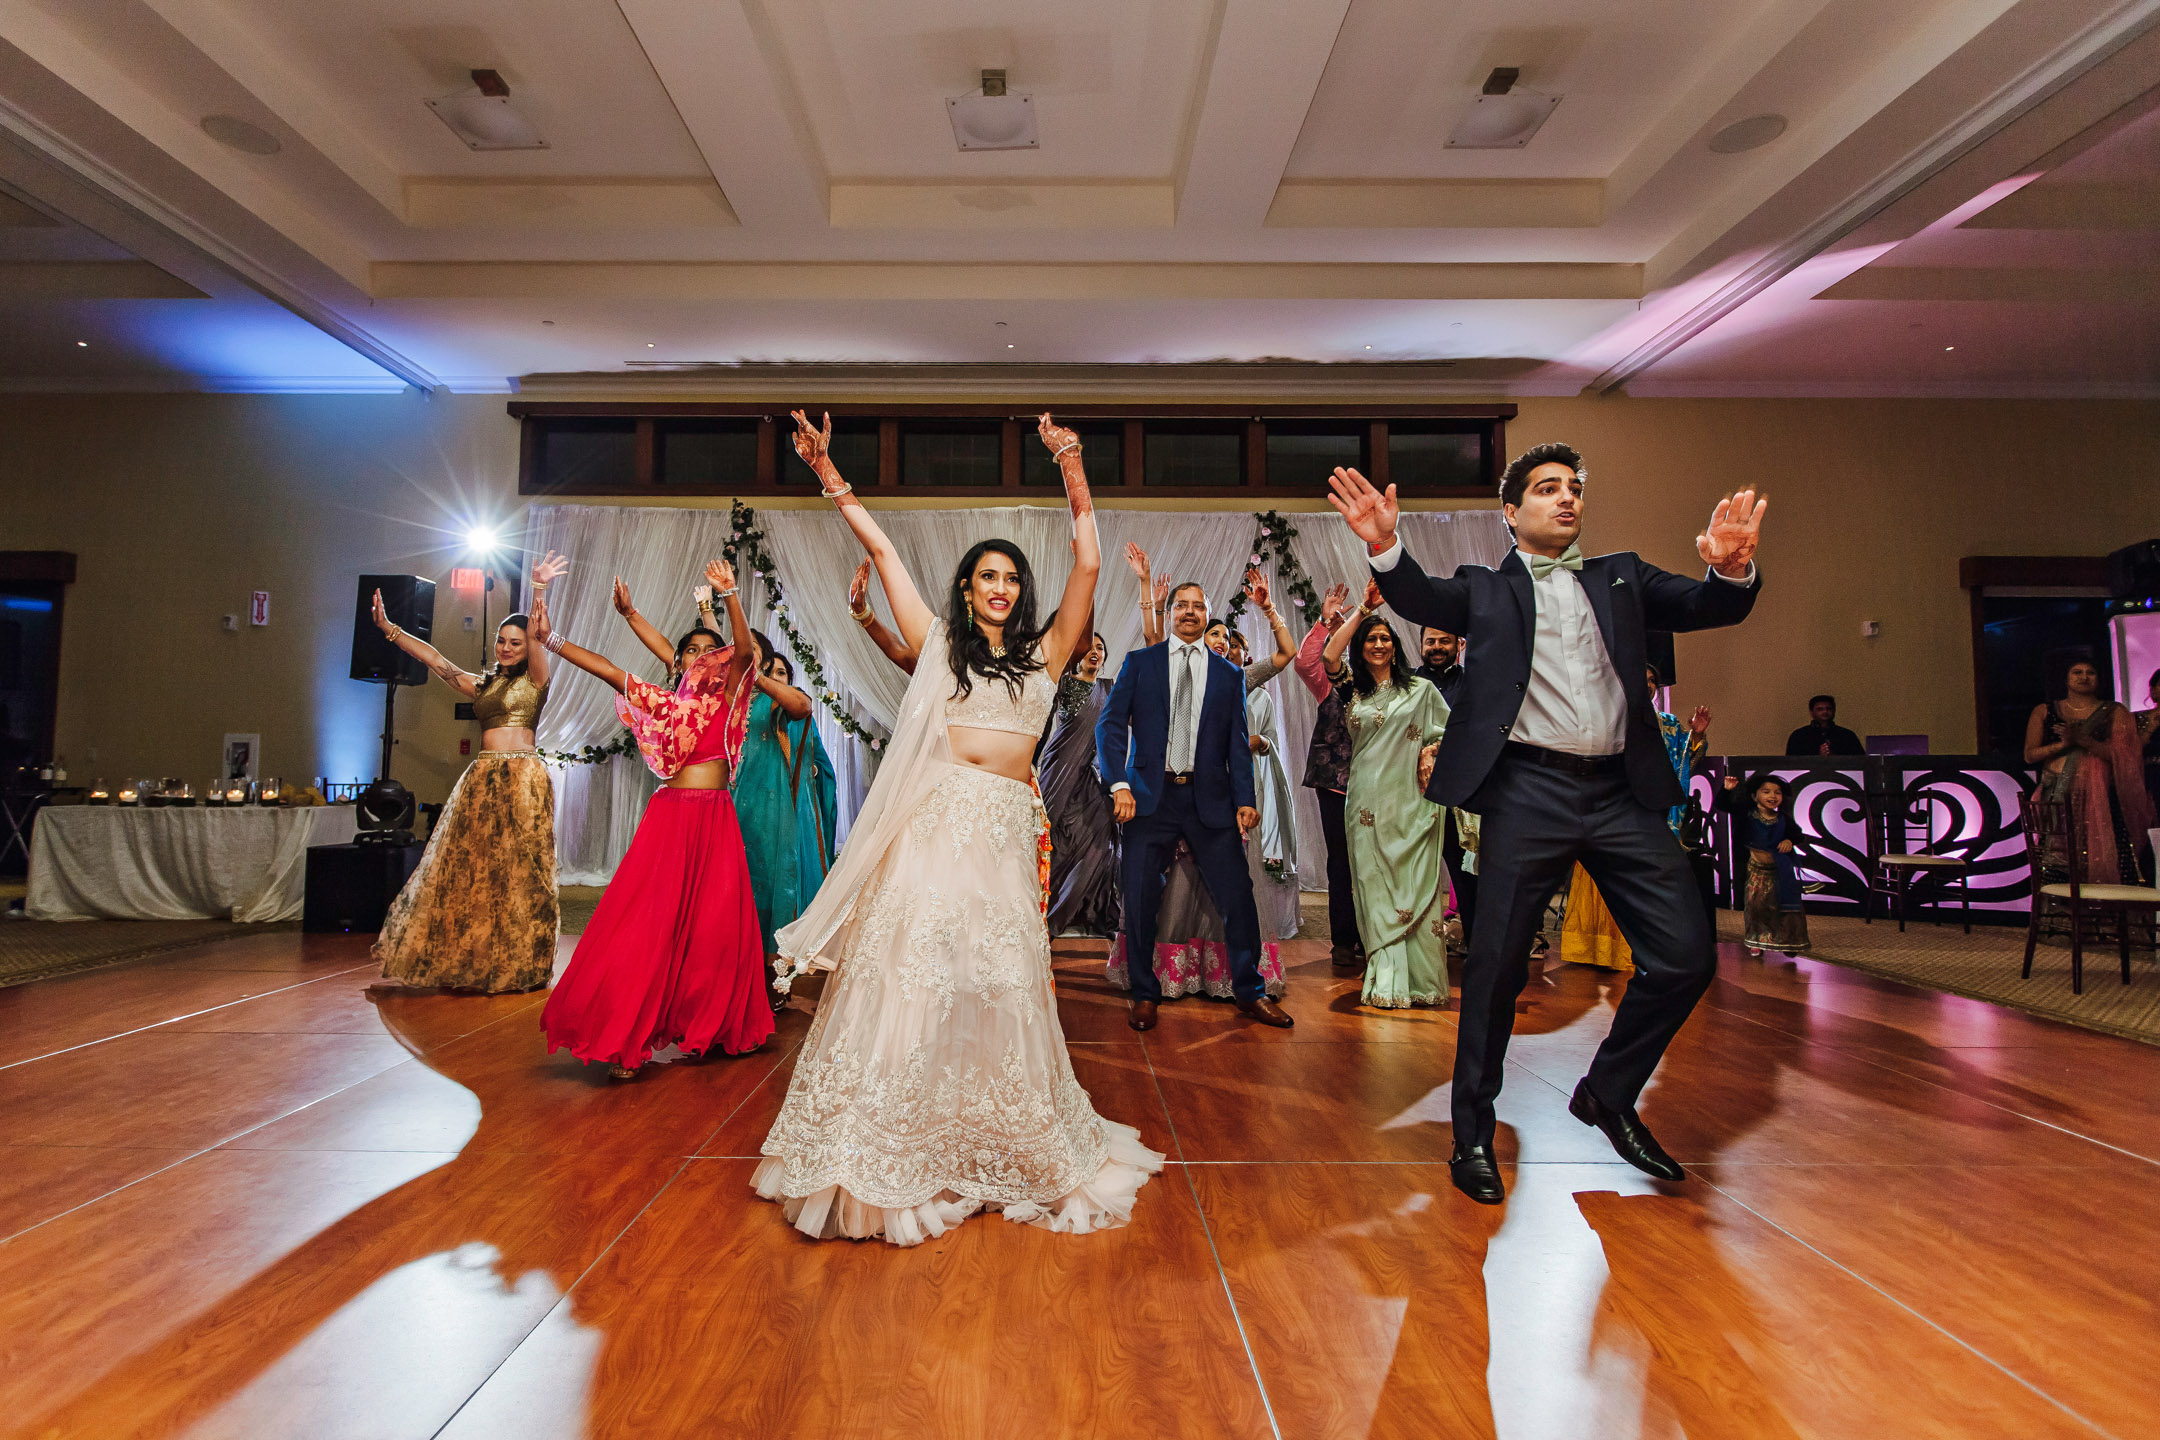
(1697, 489, 1767, 576)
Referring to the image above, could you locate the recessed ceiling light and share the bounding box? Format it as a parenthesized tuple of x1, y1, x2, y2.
(1944, 346, 1956, 351)
(427, 71, 547, 151)
(1447, 89, 1561, 149)
(1006, 343, 1016, 349)
(74, 340, 87, 347)
(200, 114, 281, 155)
(646, 343, 655, 348)
(1707, 114, 1787, 154)
(948, 71, 1037, 151)
(1364, 345, 1373, 350)
(542, 319, 555, 327)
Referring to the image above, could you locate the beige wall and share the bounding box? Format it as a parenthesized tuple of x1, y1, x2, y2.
(2, 391, 2152, 801)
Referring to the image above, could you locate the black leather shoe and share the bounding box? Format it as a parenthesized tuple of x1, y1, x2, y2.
(1569, 1080, 1684, 1182)
(1448, 1142, 1505, 1205)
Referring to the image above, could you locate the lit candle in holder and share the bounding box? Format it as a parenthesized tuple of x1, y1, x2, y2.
(117, 785, 139, 805)
(89, 780, 109, 804)
(258, 778, 281, 805)
(224, 782, 248, 804)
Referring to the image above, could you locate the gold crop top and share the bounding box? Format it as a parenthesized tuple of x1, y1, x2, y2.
(944, 667, 1057, 738)
(472, 670, 549, 730)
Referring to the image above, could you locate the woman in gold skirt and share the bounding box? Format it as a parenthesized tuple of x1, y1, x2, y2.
(372, 551, 568, 993)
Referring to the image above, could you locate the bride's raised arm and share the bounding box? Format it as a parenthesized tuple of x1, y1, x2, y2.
(1035, 412, 1100, 678)
(791, 410, 935, 653)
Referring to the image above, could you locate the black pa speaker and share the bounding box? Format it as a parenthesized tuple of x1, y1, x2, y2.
(2106, 540, 2160, 601)
(351, 574, 435, 685)
(303, 841, 422, 933)
(1645, 631, 1677, 689)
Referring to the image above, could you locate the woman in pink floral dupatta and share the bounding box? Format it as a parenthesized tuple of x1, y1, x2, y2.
(537, 559, 775, 1078)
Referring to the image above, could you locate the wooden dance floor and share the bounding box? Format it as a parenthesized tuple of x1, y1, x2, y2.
(0, 924, 2153, 1439)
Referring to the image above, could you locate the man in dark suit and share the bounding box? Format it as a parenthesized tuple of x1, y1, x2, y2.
(1097, 581, 1295, 1032)
(1413, 627, 1476, 943)
(1330, 445, 1766, 1204)
(1785, 694, 1865, 756)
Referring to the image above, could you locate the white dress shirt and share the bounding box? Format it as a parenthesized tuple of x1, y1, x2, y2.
(1369, 537, 1754, 757)
(1111, 637, 1210, 794)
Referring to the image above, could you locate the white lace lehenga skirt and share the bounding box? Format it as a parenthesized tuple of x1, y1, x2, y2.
(753, 762, 1165, 1246)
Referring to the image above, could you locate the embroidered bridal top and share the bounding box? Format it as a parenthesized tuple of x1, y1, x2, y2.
(944, 667, 1058, 737)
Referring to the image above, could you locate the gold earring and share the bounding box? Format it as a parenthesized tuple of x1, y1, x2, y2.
(965, 593, 976, 629)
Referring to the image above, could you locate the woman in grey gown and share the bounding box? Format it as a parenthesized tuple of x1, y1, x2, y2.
(1040, 633, 1122, 936)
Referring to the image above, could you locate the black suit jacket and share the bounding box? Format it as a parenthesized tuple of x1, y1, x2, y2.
(1373, 547, 1760, 812)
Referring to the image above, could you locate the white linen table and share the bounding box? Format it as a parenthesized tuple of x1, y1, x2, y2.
(25, 805, 362, 922)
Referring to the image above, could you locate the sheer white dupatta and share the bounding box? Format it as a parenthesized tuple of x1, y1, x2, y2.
(774, 618, 956, 987)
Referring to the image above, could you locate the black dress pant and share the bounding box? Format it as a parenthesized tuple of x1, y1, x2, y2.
(1455, 752, 1717, 1144)
(1314, 787, 1360, 952)
(1120, 780, 1265, 1005)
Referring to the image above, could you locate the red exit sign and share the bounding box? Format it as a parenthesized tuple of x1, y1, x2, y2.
(450, 568, 484, 591)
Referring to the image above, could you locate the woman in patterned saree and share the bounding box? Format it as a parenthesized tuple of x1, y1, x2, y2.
(2025, 658, 2156, 884)
(755, 410, 1163, 1246)
(534, 560, 775, 1078)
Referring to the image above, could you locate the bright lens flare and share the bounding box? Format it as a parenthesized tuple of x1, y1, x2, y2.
(466, 526, 499, 555)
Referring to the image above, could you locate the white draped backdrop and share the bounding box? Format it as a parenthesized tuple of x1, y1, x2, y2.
(527, 503, 1510, 886)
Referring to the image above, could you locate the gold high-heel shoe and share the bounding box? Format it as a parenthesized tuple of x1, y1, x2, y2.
(606, 1063, 638, 1081)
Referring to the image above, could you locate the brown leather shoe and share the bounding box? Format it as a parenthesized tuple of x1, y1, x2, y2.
(1236, 996, 1295, 1028)
(1330, 944, 1363, 973)
(1128, 1000, 1159, 1031)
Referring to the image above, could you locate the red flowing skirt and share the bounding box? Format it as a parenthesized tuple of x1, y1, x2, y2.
(541, 787, 775, 1067)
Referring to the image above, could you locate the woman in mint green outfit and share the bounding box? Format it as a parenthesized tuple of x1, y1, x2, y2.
(733, 641, 834, 964)
(1323, 589, 1452, 1009)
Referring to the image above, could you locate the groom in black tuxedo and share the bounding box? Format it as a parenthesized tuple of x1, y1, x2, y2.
(1330, 445, 1767, 1204)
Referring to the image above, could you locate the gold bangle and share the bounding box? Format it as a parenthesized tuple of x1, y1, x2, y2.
(824, 481, 853, 499)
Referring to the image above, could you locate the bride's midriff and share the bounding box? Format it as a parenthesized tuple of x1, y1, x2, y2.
(664, 759, 730, 790)
(946, 725, 1037, 786)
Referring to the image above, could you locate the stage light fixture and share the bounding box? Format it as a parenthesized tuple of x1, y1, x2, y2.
(466, 526, 499, 556)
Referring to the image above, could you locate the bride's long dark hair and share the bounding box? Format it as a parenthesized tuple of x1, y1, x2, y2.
(945, 538, 1047, 701)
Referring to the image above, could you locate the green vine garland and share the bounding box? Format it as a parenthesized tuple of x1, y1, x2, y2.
(1224, 510, 1321, 628)
(724, 500, 889, 753)
(539, 729, 638, 768)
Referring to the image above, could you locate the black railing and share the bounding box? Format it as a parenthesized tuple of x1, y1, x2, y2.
(1694, 755, 2037, 926)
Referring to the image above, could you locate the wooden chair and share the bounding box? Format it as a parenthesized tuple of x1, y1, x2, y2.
(1864, 788, 1971, 933)
(2019, 790, 2160, 995)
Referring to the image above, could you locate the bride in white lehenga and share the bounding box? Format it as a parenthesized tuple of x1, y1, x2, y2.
(753, 410, 1164, 1246)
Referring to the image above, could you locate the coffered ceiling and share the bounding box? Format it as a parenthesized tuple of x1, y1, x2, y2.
(0, 0, 2154, 395)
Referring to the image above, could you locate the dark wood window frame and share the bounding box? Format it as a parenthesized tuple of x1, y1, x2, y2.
(510, 402, 1513, 500)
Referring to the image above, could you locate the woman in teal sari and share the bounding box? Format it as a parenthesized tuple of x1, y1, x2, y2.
(1323, 588, 1452, 1009)
(733, 640, 834, 967)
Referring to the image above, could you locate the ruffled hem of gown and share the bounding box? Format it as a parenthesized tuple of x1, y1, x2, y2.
(1104, 938, 1287, 1000)
(750, 1122, 1165, 1247)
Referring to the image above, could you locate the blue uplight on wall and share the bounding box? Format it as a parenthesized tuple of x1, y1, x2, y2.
(2, 597, 55, 612)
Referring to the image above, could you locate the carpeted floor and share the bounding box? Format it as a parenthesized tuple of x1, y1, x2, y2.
(1726, 911, 2160, 1047)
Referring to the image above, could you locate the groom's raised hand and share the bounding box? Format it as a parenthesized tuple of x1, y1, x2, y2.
(1697, 488, 1768, 578)
(1326, 467, 1398, 556)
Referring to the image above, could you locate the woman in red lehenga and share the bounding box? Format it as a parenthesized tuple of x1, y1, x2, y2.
(533, 559, 775, 1078)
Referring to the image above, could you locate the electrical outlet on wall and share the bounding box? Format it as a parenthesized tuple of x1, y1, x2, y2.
(463, 616, 477, 631)
(221, 614, 240, 632)
(1861, 620, 1881, 638)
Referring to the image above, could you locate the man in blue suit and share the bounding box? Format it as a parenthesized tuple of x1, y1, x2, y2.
(1097, 582, 1294, 1032)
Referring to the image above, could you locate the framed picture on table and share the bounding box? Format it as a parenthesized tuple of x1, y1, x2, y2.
(222, 733, 260, 781)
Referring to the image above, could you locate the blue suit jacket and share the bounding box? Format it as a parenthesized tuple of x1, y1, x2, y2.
(1096, 641, 1255, 828)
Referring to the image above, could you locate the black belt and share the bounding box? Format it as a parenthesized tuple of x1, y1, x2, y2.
(1167, 771, 1194, 785)
(1502, 741, 1625, 778)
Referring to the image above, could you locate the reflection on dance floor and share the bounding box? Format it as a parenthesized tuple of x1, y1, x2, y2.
(0, 922, 2151, 1438)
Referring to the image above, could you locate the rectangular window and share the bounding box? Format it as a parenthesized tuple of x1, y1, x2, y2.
(1022, 423, 1122, 488)
(899, 421, 1002, 487)
(782, 418, 880, 489)
(1265, 423, 1365, 490)
(654, 419, 758, 488)
(1145, 424, 1244, 487)
(1389, 422, 1488, 493)
(532, 419, 636, 492)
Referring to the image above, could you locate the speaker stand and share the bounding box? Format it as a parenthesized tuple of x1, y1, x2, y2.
(377, 682, 397, 781)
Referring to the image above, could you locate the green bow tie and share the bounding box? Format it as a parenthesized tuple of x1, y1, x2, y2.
(1525, 543, 1584, 580)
